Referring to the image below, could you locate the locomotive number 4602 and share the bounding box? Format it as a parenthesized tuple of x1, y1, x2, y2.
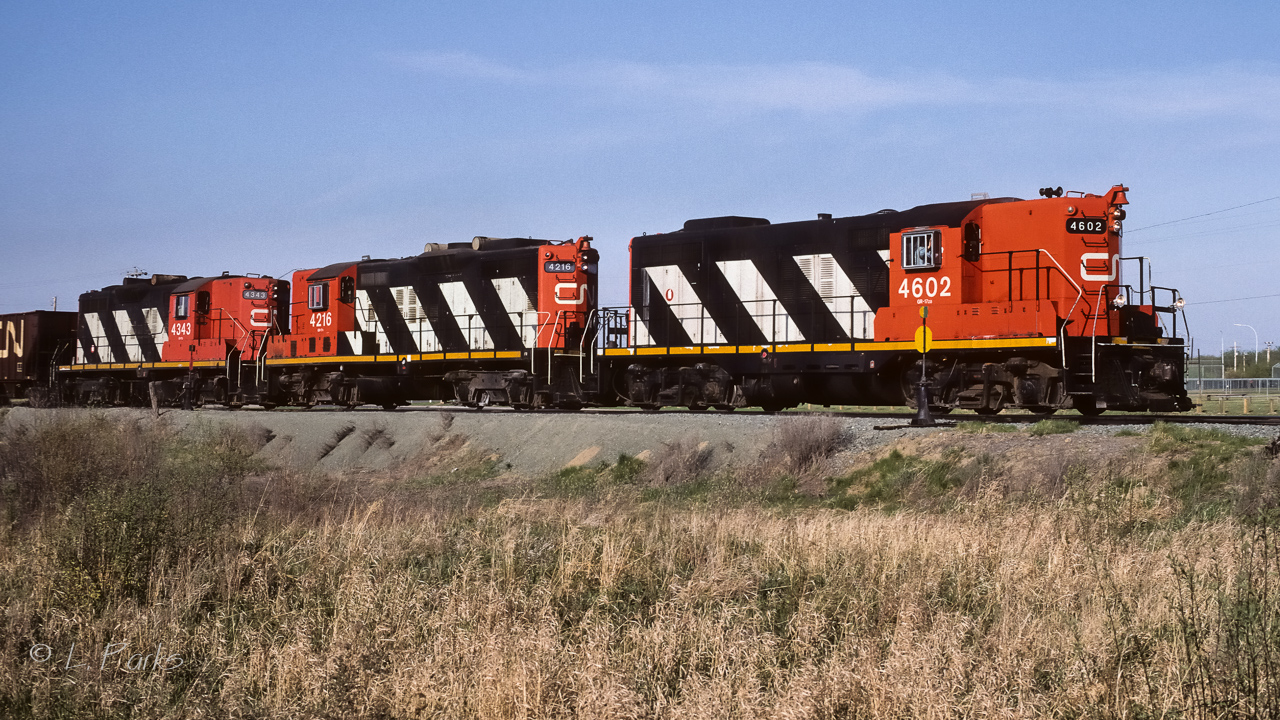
(897, 276, 952, 299)
(1066, 218, 1107, 234)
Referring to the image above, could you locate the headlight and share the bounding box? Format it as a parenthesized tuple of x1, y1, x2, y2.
(1112, 220, 1123, 233)
(1174, 297, 1186, 309)
(1112, 295, 1127, 308)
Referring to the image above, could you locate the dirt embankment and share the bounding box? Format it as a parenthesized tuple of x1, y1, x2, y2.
(2, 407, 927, 476)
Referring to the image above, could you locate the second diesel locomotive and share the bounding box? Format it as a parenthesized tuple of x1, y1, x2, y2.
(14, 184, 1191, 415)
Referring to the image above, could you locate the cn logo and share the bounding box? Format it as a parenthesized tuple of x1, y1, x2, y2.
(554, 283, 589, 305)
(1080, 253, 1118, 282)
(249, 309, 271, 328)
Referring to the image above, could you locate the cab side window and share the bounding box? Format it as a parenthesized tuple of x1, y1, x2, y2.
(308, 282, 329, 311)
(174, 294, 190, 319)
(902, 231, 941, 270)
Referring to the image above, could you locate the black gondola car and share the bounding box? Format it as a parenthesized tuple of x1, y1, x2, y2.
(0, 311, 78, 405)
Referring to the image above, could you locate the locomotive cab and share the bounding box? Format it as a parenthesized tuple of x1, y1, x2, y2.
(163, 274, 285, 364)
(876, 185, 1189, 414)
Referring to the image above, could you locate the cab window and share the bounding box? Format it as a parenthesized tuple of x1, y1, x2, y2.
(308, 282, 329, 311)
(902, 231, 941, 270)
(174, 294, 190, 319)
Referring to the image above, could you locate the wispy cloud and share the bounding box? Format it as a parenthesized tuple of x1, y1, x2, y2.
(391, 51, 1280, 121)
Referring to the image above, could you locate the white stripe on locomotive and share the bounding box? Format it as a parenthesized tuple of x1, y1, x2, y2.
(491, 277, 537, 348)
(111, 310, 142, 362)
(143, 307, 168, 357)
(83, 313, 113, 363)
(439, 282, 493, 350)
(793, 253, 875, 340)
(629, 307, 650, 347)
(351, 289, 392, 354)
(714, 259, 804, 343)
(392, 286, 442, 353)
(642, 265, 726, 345)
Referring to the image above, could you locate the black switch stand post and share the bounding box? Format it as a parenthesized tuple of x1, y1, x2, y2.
(911, 306, 936, 427)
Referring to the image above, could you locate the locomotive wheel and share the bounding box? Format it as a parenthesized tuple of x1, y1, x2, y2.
(975, 407, 1001, 416)
(687, 403, 709, 413)
(1026, 406, 1057, 417)
(382, 402, 398, 411)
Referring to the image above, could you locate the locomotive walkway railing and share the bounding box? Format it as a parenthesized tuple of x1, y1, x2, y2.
(346, 295, 587, 360)
(597, 297, 877, 348)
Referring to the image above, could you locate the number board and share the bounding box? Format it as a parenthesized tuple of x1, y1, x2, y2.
(1066, 218, 1107, 234)
(242, 289, 269, 300)
(544, 260, 576, 273)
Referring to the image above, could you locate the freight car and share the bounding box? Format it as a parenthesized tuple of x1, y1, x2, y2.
(597, 185, 1191, 414)
(0, 311, 78, 405)
(34, 184, 1191, 416)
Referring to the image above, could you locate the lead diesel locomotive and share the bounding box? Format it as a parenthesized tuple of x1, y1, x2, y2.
(11, 185, 1190, 415)
(603, 184, 1189, 414)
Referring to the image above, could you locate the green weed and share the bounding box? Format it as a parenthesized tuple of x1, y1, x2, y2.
(956, 421, 1017, 434)
(828, 449, 973, 512)
(1027, 419, 1080, 436)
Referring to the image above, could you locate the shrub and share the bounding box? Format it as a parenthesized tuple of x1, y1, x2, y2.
(0, 414, 259, 609)
(770, 416, 846, 473)
(640, 438, 712, 486)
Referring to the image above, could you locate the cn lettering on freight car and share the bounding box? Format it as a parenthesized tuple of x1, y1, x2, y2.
(0, 320, 22, 359)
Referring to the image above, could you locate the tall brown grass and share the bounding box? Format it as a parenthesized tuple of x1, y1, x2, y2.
(0, 413, 1277, 718)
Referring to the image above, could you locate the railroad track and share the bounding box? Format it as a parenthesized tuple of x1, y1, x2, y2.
(92, 401, 1280, 428)
(439, 404, 1280, 427)
(853, 410, 1280, 428)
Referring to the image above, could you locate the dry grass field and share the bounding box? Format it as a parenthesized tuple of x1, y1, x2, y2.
(1, 410, 1278, 718)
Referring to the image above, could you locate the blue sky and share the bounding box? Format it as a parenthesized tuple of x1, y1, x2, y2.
(3, 1, 1278, 360)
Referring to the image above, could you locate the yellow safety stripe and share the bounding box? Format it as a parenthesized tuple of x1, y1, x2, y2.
(63, 350, 534, 372)
(600, 337, 1057, 357)
(60, 361, 223, 371)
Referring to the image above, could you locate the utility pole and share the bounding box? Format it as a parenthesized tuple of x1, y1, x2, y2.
(1234, 323, 1259, 367)
(1232, 342, 1240, 372)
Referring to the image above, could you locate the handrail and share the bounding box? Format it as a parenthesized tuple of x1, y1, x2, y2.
(577, 308, 601, 384)
(532, 311, 552, 374)
(1089, 286, 1108, 383)
(548, 310, 567, 382)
